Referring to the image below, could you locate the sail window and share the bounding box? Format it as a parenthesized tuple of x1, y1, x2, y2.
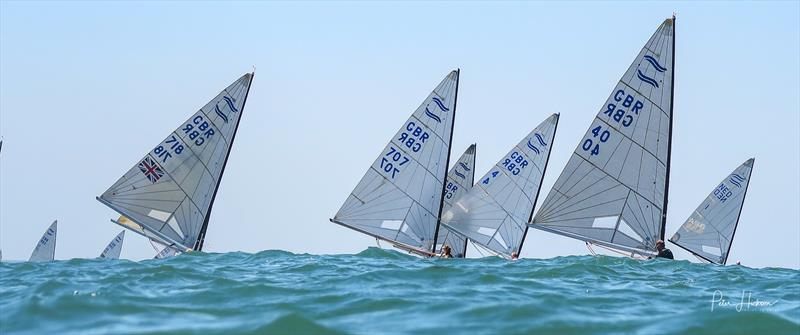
(702, 245, 722, 256)
(381, 220, 402, 230)
(617, 219, 643, 242)
(592, 216, 618, 229)
(477, 227, 495, 237)
(148, 209, 171, 222)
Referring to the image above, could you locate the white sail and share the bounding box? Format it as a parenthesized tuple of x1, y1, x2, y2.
(531, 18, 676, 256)
(151, 239, 180, 259)
(442, 114, 559, 258)
(670, 159, 754, 264)
(97, 73, 254, 252)
(331, 70, 460, 256)
(435, 144, 476, 258)
(29, 220, 57, 262)
(99, 230, 125, 259)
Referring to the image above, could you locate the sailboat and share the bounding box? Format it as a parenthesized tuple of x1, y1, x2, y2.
(99, 230, 125, 259)
(669, 159, 754, 264)
(435, 144, 477, 258)
(29, 220, 57, 262)
(530, 17, 676, 258)
(97, 73, 255, 254)
(331, 70, 460, 257)
(442, 114, 559, 258)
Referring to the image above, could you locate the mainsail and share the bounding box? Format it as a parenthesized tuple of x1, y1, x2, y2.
(331, 70, 460, 256)
(530, 18, 676, 256)
(669, 159, 754, 264)
(29, 220, 57, 262)
(442, 114, 559, 258)
(435, 144, 477, 258)
(99, 230, 125, 259)
(97, 73, 254, 252)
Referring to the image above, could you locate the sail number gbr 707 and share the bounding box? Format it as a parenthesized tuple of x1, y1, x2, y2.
(379, 121, 431, 179)
(582, 89, 644, 157)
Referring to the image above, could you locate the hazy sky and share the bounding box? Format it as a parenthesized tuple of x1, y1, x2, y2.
(1, 1, 798, 268)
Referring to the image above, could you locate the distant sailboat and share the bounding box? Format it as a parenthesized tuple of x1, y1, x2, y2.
(442, 114, 559, 258)
(530, 17, 676, 258)
(435, 144, 477, 258)
(331, 70, 460, 257)
(97, 73, 254, 254)
(670, 159, 754, 264)
(99, 230, 125, 259)
(29, 220, 57, 262)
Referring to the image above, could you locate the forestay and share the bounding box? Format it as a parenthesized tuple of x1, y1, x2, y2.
(97, 73, 254, 252)
(435, 144, 476, 258)
(29, 220, 57, 262)
(99, 230, 126, 259)
(331, 70, 460, 256)
(443, 114, 559, 258)
(531, 18, 676, 256)
(670, 159, 754, 264)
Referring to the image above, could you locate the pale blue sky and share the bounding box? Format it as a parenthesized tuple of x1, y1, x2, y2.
(1, 1, 798, 268)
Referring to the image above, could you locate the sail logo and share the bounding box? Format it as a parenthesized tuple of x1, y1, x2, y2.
(214, 96, 238, 123)
(636, 55, 667, 88)
(684, 218, 706, 234)
(138, 156, 165, 183)
(527, 133, 547, 155)
(643, 55, 668, 72)
(424, 97, 449, 123)
(527, 141, 540, 154)
(729, 174, 746, 188)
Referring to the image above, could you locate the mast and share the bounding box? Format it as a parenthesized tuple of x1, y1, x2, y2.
(194, 72, 255, 251)
(517, 114, 559, 255)
(430, 68, 460, 254)
(460, 143, 476, 258)
(660, 15, 676, 241)
(723, 159, 754, 265)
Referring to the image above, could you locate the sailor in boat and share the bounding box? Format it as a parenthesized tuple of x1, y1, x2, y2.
(510, 252, 519, 260)
(654, 240, 674, 260)
(440, 245, 453, 258)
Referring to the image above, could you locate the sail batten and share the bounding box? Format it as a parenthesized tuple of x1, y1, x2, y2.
(98, 73, 254, 252)
(669, 159, 754, 265)
(531, 18, 675, 255)
(442, 114, 559, 258)
(332, 71, 460, 255)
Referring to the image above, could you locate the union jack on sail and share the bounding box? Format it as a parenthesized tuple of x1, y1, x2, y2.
(138, 156, 164, 183)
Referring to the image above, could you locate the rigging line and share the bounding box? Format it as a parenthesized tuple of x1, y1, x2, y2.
(586, 242, 597, 256)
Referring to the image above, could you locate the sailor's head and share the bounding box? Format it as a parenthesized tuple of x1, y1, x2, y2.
(442, 245, 451, 254)
(510, 251, 519, 260)
(655, 240, 665, 251)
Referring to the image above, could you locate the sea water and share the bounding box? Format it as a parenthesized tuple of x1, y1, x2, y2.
(1, 248, 798, 334)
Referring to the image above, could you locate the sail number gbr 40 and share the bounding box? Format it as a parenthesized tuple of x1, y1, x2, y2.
(582, 89, 647, 157)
